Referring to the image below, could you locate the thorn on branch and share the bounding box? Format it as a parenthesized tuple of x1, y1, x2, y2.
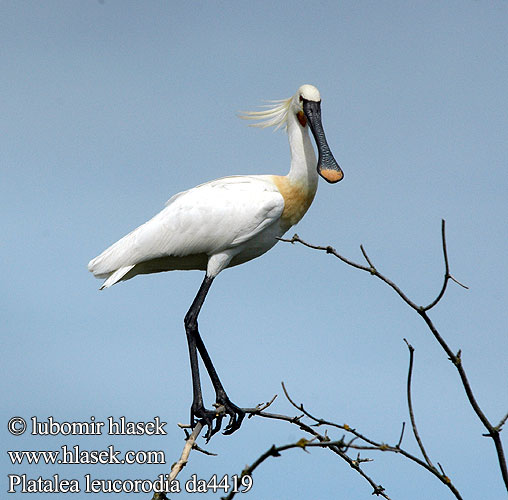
(336, 435, 347, 450)
(438, 463, 451, 484)
(403, 338, 414, 353)
(396, 422, 406, 448)
(360, 244, 376, 272)
(269, 444, 281, 458)
(372, 484, 386, 496)
(290, 415, 303, 424)
(451, 350, 462, 366)
(345, 436, 359, 451)
(277, 234, 298, 244)
(245, 394, 278, 418)
(192, 443, 217, 456)
(449, 274, 469, 289)
(352, 452, 373, 467)
(495, 413, 508, 432)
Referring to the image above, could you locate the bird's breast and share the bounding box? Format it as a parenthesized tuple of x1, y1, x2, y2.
(271, 175, 316, 230)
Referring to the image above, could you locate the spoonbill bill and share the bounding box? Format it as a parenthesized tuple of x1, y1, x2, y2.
(88, 84, 343, 439)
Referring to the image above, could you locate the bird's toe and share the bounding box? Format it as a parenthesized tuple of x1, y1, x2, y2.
(191, 406, 221, 442)
(191, 397, 245, 440)
(221, 399, 245, 435)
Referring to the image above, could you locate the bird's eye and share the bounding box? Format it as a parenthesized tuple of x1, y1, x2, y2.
(299, 95, 303, 102)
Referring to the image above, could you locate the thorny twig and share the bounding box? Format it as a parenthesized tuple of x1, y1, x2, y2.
(152, 393, 392, 500)
(150, 398, 279, 500)
(224, 400, 390, 500)
(223, 380, 463, 500)
(403, 338, 433, 469)
(151, 422, 204, 500)
(280, 219, 508, 492)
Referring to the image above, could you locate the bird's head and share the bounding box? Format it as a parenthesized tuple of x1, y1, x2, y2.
(240, 84, 343, 184)
(293, 84, 343, 184)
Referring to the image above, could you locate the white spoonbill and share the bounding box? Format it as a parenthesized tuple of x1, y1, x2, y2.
(88, 84, 343, 439)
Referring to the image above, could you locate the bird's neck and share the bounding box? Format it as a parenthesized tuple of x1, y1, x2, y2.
(286, 112, 319, 195)
(268, 112, 319, 232)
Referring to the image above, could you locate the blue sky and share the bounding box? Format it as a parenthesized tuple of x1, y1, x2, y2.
(2, 1, 507, 498)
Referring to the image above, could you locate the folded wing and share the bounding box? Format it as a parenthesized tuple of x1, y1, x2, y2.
(88, 175, 284, 287)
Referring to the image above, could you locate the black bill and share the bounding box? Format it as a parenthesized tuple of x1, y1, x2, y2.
(303, 99, 344, 184)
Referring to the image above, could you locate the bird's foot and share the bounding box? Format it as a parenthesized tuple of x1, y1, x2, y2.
(191, 397, 245, 442)
(191, 405, 221, 441)
(214, 395, 245, 436)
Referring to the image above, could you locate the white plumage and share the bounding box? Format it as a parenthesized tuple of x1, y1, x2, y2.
(88, 84, 343, 290)
(89, 175, 284, 288)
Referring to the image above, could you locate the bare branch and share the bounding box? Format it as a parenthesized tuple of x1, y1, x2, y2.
(360, 244, 376, 270)
(151, 422, 206, 499)
(244, 394, 278, 418)
(154, 384, 464, 500)
(417, 309, 508, 488)
(280, 234, 420, 310)
(281, 221, 508, 492)
(496, 413, 508, 432)
(169, 423, 203, 480)
(396, 421, 406, 448)
(449, 274, 469, 289)
(403, 338, 434, 468)
(421, 220, 451, 310)
(222, 435, 391, 500)
(249, 384, 464, 500)
(150, 398, 278, 499)
(422, 220, 468, 311)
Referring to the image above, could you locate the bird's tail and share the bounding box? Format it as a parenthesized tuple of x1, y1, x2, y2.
(97, 265, 135, 289)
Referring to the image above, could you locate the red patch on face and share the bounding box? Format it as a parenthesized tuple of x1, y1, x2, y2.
(297, 111, 307, 127)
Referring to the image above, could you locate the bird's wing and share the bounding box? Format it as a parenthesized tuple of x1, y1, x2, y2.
(88, 175, 284, 278)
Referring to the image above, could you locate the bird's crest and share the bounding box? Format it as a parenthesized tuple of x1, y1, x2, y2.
(239, 97, 292, 131)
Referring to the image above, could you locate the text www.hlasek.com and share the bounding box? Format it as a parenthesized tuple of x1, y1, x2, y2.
(8, 445, 165, 465)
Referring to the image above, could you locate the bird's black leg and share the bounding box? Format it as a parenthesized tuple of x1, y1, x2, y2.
(184, 274, 244, 440)
(193, 321, 245, 437)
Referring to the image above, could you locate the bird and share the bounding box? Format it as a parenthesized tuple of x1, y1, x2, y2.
(88, 84, 343, 439)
